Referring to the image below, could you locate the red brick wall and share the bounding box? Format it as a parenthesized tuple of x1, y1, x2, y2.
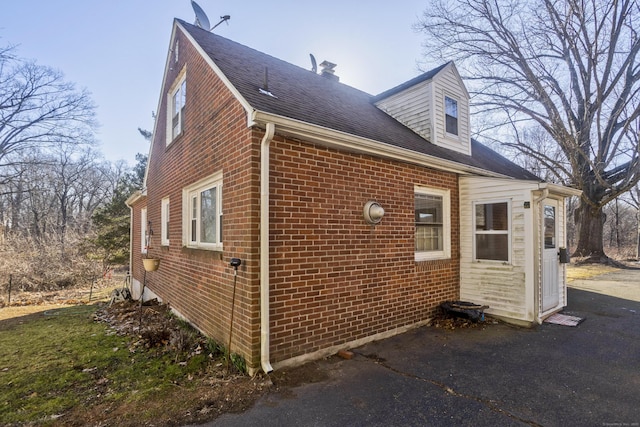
(134, 27, 262, 368)
(268, 138, 460, 363)
(137, 25, 460, 371)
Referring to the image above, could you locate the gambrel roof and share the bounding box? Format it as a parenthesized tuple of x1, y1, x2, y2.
(177, 19, 540, 181)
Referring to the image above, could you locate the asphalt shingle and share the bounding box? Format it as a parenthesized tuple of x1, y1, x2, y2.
(179, 19, 541, 181)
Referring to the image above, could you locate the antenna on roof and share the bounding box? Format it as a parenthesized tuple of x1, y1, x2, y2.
(191, 1, 230, 32)
(309, 54, 318, 73)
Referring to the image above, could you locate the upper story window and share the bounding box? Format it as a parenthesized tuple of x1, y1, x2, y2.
(445, 96, 458, 136)
(474, 201, 510, 262)
(167, 69, 186, 145)
(415, 186, 451, 261)
(161, 198, 170, 246)
(182, 172, 223, 251)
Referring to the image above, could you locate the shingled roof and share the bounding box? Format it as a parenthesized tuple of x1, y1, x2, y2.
(178, 19, 540, 181)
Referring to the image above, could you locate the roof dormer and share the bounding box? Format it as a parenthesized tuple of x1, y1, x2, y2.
(373, 62, 471, 156)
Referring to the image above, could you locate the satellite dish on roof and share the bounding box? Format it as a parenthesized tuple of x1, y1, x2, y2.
(191, 1, 231, 32)
(191, 1, 211, 30)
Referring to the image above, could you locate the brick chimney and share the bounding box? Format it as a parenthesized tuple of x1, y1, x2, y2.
(319, 60, 339, 82)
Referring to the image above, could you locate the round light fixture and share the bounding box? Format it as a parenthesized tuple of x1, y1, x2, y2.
(363, 201, 385, 225)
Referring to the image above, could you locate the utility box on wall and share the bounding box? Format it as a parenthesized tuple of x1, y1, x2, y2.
(558, 247, 570, 264)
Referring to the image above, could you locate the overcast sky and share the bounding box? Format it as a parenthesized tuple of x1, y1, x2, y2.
(2, 0, 432, 164)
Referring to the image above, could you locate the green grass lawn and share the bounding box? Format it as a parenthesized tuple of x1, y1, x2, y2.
(0, 304, 241, 426)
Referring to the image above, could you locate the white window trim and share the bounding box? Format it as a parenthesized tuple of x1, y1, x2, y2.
(141, 207, 148, 254)
(415, 186, 451, 262)
(161, 197, 170, 246)
(182, 171, 223, 251)
(472, 199, 512, 264)
(166, 67, 187, 146)
(444, 94, 459, 139)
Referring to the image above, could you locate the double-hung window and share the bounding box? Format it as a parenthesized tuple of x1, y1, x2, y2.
(167, 70, 186, 145)
(161, 198, 170, 246)
(474, 201, 510, 262)
(445, 96, 458, 136)
(183, 172, 223, 250)
(415, 186, 451, 261)
(141, 207, 148, 254)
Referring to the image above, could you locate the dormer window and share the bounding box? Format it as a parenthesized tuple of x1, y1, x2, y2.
(167, 69, 186, 145)
(445, 96, 458, 136)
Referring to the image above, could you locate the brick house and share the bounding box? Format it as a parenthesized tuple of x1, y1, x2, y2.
(126, 19, 581, 374)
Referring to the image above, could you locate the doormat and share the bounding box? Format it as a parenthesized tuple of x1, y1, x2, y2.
(544, 313, 584, 327)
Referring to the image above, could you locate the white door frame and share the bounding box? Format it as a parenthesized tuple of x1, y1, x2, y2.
(541, 199, 560, 313)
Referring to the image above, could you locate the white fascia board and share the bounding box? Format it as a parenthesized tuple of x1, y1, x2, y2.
(251, 110, 509, 178)
(435, 62, 470, 100)
(144, 21, 257, 189)
(142, 24, 180, 190)
(461, 176, 542, 186)
(125, 190, 147, 207)
(462, 178, 581, 198)
(539, 182, 583, 197)
(176, 21, 255, 125)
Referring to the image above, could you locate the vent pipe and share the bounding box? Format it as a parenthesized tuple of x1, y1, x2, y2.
(319, 60, 339, 81)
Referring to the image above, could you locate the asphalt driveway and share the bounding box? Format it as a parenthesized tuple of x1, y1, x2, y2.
(203, 268, 640, 427)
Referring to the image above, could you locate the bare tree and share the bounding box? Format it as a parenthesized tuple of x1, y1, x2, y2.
(603, 196, 637, 256)
(0, 45, 96, 166)
(416, 0, 640, 262)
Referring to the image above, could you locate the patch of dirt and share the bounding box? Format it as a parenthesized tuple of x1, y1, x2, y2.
(94, 299, 180, 352)
(0, 278, 120, 322)
(0, 277, 118, 309)
(429, 311, 500, 330)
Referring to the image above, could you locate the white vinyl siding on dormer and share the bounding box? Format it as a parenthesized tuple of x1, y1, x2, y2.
(432, 65, 470, 155)
(374, 62, 470, 156)
(374, 80, 433, 142)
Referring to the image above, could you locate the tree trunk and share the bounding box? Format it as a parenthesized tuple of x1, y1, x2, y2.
(636, 209, 640, 260)
(614, 198, 621, 251)
(574, 202, 607, 261)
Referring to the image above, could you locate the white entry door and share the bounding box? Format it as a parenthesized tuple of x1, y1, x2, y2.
(542, 200, 559, 312)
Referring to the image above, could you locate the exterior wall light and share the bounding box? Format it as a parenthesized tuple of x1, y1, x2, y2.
(363, 201, 385, 225)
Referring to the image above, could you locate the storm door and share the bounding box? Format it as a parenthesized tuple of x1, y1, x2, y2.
(542, 200, 560, 312)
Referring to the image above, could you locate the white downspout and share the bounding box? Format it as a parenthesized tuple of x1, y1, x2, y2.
(128, 204, 134, 287)
(260, 122, 275, 373)
(125, 191, 142, 294)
